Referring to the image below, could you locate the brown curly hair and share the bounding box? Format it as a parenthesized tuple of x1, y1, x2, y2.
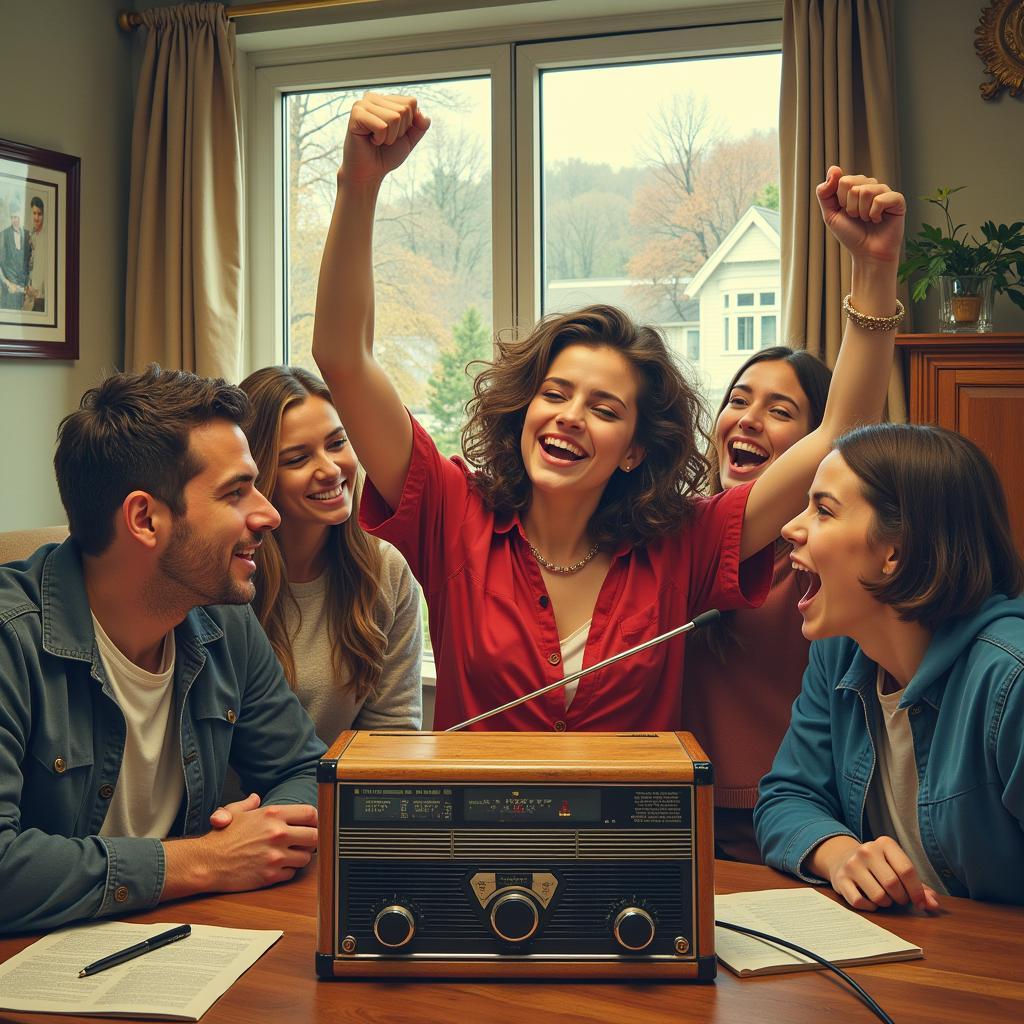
(462, 305, 711, 547)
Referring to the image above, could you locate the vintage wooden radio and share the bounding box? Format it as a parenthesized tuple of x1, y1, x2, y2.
(316, 730, 715, 979)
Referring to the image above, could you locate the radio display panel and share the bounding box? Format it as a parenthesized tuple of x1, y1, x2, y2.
(341, 785, 691, 827)
(463, 787, 602, 823)
(351, 786, 454, 822)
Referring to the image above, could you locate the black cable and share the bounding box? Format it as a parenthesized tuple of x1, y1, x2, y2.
(715, 918, 895, 1024)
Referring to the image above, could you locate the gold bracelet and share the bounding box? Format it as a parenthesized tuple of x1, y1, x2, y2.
(842, 294, 905, 331)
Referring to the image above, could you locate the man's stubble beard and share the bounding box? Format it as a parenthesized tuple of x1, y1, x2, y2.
(147, 516, 256, 617)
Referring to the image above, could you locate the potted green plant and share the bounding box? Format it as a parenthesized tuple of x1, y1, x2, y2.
(898, 186, 1024, 334)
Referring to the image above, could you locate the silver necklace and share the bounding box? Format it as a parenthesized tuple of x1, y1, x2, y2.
(528, 541, 600, 575)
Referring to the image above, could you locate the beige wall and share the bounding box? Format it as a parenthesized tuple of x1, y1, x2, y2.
(896, 0, 1024, 333)
(0, 0, 133, 530)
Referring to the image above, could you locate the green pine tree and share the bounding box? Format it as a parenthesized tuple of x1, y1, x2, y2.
(753, 182, 780, 211)
(427, 307, 492, 457)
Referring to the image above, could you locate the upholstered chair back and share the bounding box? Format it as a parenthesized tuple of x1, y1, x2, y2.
(0, 526, 69, 564)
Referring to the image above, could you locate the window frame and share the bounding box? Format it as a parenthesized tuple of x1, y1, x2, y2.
(246, 45, 514, 376)
(246, 20, 782, 372)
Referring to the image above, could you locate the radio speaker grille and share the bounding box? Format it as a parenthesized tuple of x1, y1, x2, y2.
(338, 828, 692, 861)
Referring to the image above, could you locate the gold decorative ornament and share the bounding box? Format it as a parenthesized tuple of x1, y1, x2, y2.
(976, 0, 1024, 100)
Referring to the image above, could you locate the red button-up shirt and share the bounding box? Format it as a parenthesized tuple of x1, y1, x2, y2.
(361, 417, 772, 732)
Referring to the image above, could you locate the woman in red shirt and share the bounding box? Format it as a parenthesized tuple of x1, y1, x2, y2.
(311, 93, 905, 732)
(685, 348, 831, 861)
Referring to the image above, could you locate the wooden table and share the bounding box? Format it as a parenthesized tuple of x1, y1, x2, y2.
(2, 861, 1022, 1024)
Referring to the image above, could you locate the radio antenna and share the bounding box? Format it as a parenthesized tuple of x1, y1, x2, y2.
(445, 608, 721, 732)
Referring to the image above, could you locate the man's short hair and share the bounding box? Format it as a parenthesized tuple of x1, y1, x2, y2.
(30, 196, 43, 214)
(55, 365, 250, 555)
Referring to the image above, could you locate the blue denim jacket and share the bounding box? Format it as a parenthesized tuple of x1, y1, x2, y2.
(754, 595, 1024, 904)
(0, 540, 326, 934)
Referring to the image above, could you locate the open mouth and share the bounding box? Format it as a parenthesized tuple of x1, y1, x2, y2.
(309, 482, 346, 501)
(233, 544, 260, 568)
(794, 565, 822, 613)
(728, 439, 770, 470)
(540, 436, 587, 463)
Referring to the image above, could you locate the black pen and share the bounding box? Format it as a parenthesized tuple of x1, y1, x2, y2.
(78, 924, 192, 978)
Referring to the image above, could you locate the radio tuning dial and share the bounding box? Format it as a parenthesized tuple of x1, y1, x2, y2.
(373, 904, 416, 949)
(489, 892, 540, 943)
(613, 906, 656, 952)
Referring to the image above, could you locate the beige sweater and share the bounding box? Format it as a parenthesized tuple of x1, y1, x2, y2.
(285, 541, 423, 746)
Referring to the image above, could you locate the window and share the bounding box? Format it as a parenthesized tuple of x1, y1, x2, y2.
(250, 23, 781, 432)
(282, 79, 494, 459)
(760, 291, 775, 305)
(686, 329, 700, 362)
(737, 316, 754, 350)
(761, 315, 777, 346)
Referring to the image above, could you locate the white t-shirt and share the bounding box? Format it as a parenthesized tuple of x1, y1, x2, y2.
(560, 620, 592, 709)
(92, 614, 184, 839)
(865, 666, 948, 895)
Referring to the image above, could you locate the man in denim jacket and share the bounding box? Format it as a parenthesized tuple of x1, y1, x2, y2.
(0, 367, 326, 934)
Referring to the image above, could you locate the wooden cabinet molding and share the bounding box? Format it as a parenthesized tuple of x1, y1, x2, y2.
(896, 333, 1024, 554)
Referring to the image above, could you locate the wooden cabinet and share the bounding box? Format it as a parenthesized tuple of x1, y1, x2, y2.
(896, 333, 1024, 554)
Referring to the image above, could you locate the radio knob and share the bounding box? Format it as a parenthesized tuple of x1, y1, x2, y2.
(489, 892, 539, 943)
(613, 906, 656, 952)
(373, 904, 416, 949)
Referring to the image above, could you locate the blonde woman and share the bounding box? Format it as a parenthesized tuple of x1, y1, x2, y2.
(239, 365, 422, 741)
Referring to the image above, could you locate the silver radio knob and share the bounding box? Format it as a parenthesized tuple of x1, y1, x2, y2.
(613, 906, 656, 951)
(489, 892, 539, 943)
(373, 904, 416, 948)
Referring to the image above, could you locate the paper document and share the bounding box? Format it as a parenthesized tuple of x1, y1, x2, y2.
(715, 887, 922, 977)
(0, 921, 281, 1020)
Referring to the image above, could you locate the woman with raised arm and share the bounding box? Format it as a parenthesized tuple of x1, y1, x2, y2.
(755, 424, 1024, 907)
(238, 366, 422, 743)
(312, 92, 905, 732)
(684, 348, 832, 862)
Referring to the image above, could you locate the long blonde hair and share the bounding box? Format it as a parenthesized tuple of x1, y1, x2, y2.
(239, 366, 386, 699)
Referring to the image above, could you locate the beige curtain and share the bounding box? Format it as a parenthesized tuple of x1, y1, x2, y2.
(780, 0, 906, 420)
(125, 3, 243, 380)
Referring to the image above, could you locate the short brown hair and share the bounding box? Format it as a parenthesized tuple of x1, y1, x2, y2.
(463, 305, 710, 545)
(836, 423, 1024, 629)
(54, 365, 249, 555)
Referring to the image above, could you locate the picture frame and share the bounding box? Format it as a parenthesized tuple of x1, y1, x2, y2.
(976, 0, 1024, 100)
(0, 139, 80, 360)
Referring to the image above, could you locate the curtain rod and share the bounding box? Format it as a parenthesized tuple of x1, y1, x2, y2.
(118, 0, 382, 32)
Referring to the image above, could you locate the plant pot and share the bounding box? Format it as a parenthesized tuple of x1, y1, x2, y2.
(938, 275, 994, 333)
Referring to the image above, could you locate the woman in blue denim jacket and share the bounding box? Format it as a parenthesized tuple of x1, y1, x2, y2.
(754, 423, 1024, 909)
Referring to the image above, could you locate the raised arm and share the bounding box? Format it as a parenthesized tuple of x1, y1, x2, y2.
(738, 167, 905, 560)
(312, 93, 430, 511)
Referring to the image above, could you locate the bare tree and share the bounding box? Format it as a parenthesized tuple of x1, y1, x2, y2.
(643, 93, 722, 197)
(546, 192, 630, 280)
(629, 91, 779, 318)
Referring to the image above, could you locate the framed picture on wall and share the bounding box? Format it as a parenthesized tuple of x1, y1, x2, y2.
(0, 139, 80, 360)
